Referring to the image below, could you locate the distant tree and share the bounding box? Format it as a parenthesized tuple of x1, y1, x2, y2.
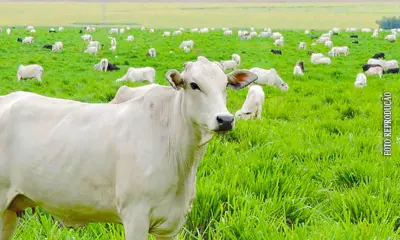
(376, 16, 400, 29)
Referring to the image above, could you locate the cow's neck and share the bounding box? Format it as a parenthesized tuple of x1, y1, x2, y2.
(170, 90, 214, 180)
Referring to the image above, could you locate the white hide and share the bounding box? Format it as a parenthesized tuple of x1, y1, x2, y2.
(354, 73, 367, 88)
(116, 67, 156, 83)
(17, 64, 44, 82)
(250, 67, 289, 91)
(235, 85, 265, 120)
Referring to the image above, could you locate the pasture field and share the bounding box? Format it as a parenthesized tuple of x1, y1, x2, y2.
(0, 1, 400, 29)
(0, 27, 400, 240)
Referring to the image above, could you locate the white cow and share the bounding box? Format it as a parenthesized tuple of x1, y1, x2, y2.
(149, 29, 154, 33)
(384, 34, 396, 42)
(328, 46, 349, 57)
(173, 30, 182, 36)
(367, 59, 398, 71)
(235, 85, 265, 120)
(298, 42, 306, 50)
(109, 28, 118, 34)
(354, 73, 367, 88)
(371, 30, 379, 38)
(6, 28, 11, 35)
(220, 60, 237, 71)
(126, 35, 134, 42)
(162, 31, 171, 37)
(81, 34, 92, 42)
(52, 41, 63, 52)
(84, 46, 98, 55)
(293, 61, 304, 76)
(30, 29, 36, 34)
(332, 27, 340, 33)
(147, 48, 156, 58)
(190, 28, 199, 33)
(271, 32, 282, 39)
(26, 25, 34, 31)
(93, 58, 109, 72)
(259, 31, 271, 38)
(179, 40, 194, 49)
(22, 37, 34, 44)
(232, 54, 241, 67)
(365, 65, 383, 78)
(109, 46, 117, 52)
(274, 38, 284, 46)
(119, 28, 125, 34)
(324, 40, 333, 48)
(17, 64, 44, 82)
(362, 28, 372, 32)
(116, 67, 156, 83)
(199, 28, 209, 33)
(0, 56, 257, 240)
(304, 30, 311, 34)
(88, 41, 101, 51)
(250, 67, 289, 91)
(224, 30, 233, 36)
(59, 27, 64, 32)
(183, 46, 191, 53)
(110, 38, 117, 47)
(109, 84, 159, 104)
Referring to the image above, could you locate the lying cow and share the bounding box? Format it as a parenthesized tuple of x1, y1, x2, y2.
(0, 56, 257, 240)
(116, 67, 156, 83)
(354, 73, 367, 88)
(271, 49, 282, 55)
(250, 67, 289, 91)
(350, 34, 358, 38)
(384, 68, 399, 74)
(235, 84, 265, 120)
(93, 58, 120, 72)
(352, 40, 359, 44)
(43, 44, 53, 50)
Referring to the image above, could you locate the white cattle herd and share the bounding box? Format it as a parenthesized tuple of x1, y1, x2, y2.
(0, 24, 399, 240)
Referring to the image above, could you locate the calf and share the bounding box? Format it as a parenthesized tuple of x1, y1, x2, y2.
(372, 52, 385, 59)
(235, 85, 265, 120)
(271, 49, 282, 55)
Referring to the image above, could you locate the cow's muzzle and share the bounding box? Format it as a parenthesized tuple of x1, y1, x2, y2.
(216, 114, 234, 131)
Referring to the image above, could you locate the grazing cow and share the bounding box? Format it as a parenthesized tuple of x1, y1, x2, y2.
(271, 49, 282, 55)
(119, 28, 125, 34)
(274, 38, 284, 46)
(372, 52, 385, 59)
(84, 46, 98, 55)
(235, 85, 265, 120)
(311, 53, 331, 65)
(220, 60, 237, 71)
(224, 30, 233, 36)
(109, 46, 117, 52)
(298, 42, 306, 50)
(271, 32, 282, 39)
(354, 73, 367, 88)
(116, 67, 156, 83)
(147, 48, 156, 58)
(19, 37, 34, 44)
(350, 34, 358, 38)
(250, 67, 289, 91)
(94, 58, 120, 72)
(81, 34, 92, 42)
(183, 46, 191, 53)
(190, 28, 199, 33)
(49, 28, 56, 33)
(293, 61, 304, 76)
(126, 35, 134, 42)
(0, 56, 257, 240)
(162, 31, 171, 37)
(173, 30, 182, 36)
(43, 44, 53, 50)
(367, 59, 398, 71)
(17, 38, 22, 43)
(52, 41, 63, 52)
(352, 40, 359, 44)
(109, 28, 118, 34)
(88, 41, 101, 51)
(17, 64, 44, 82)
(179, 40, 194, 49)
(324, 40, 333, 48)
(259, 31, 270, 38)
(232, 54, 241, 66)
(328, 46, 349, 57)
(364, 65, 383, 78)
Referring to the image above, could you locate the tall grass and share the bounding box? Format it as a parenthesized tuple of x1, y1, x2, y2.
(0, 26, 399, 239)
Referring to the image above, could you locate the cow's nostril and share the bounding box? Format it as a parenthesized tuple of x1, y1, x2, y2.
(216, 115, 234, 131)
(216, 116, 223, 124)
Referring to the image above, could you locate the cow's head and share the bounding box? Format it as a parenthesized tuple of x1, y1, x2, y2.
(165, 56, 257, 133)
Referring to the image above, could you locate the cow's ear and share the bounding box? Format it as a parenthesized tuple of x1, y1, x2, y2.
(165, 69, 184, 90)
(226, 70, 258, 90)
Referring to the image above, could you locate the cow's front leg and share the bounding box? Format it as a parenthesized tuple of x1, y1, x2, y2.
(120, 206, 149, 240)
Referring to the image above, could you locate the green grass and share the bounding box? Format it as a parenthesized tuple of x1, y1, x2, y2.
(0, 27, 399, 239)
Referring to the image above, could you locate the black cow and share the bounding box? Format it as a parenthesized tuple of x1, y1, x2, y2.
(350, 34, 358, 38)
(271, 49, 282, 55)
(372, 52, 385, 59)
(79, 29, 83, 34)
(106, 62, 120, 71)
(333, 32, 339, 36)
(43, 44, 53, 50)
(384, 68, 399, 74)
(17, 38, 22, 43)
(352, 40, 359, 44)
(49, 29, 56, 33)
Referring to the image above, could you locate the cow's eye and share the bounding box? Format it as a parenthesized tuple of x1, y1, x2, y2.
(190, 82, 201, 91)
